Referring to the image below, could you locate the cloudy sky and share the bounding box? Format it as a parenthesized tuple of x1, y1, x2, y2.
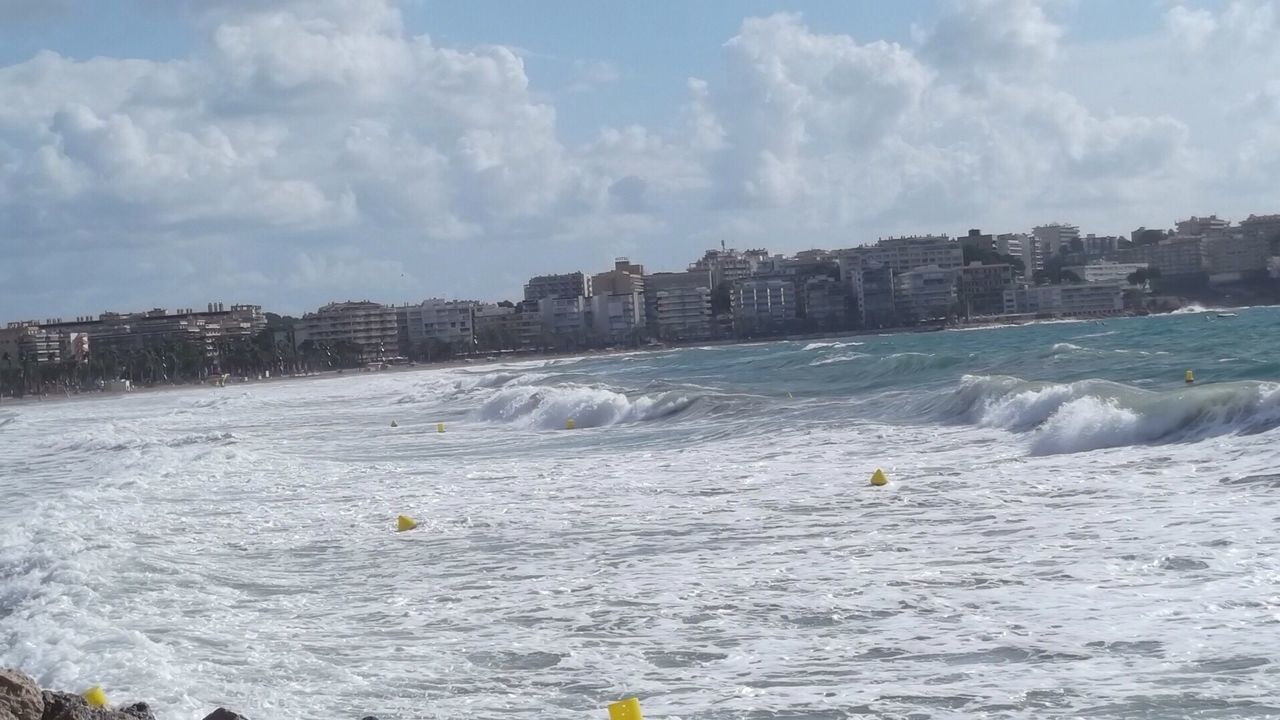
(1, 0, 1276, 320)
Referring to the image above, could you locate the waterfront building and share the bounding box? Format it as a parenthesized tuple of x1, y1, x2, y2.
(732, 278, 796, 335)
(523, 272, 590, 303)
(296, 301, 398, 363)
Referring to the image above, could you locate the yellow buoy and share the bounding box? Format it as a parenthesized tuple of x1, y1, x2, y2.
(566, 418, 576, 430)
(1185, 369, 1195, 384)
(608, 697, 643, 720)
(436, 422, 445, 433)
(82, 686, 109, 708)
(870, 468, 888, 486)
(390, 420, 398, 428)
(396, 515, 418, 532)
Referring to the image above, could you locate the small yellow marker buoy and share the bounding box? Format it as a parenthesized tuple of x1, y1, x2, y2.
(566, 418, 576, 430)
(390, 420, 398, 428)
(608, 697, 643, 720)
(82, 686, 109, 708)
(436, 422, 445, 433)
(870, 468, 888, 486)
(1185, 369, 1195, 384)
(396, 515, 418, 532)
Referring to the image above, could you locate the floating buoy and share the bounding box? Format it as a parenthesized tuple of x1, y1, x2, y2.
(396, 515, 417, 532)
(1185, 369, 1195, 384)
(436, 422, 445, 433)
(870, 468, 888, 486)
(390, 420, 398, 428)
(566, 418, 576, 430)
(82, 686, 108, 708)
(608, 697, 643, 720)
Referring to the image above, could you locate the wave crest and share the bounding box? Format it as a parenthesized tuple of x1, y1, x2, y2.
(474, 384, 695, 429)
(934, 375, 1280, 454)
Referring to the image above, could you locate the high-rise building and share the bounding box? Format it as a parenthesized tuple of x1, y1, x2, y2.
(524, 272, 590, 303)
(856, 235, 963, 276)
(1033, 223, 1081, 258)
(1175, 215, 1230, 238)
(802, 276, 849, 329)
(957, 263, 1015, 317)
(398, 299, 478, 357)
(296, 301, 398, 363)
(590, 291, 645, 345)
(645, 271, 714, 341)
(592, 259, 645, 296)
(732, 278, 796, 335)
(894, 266, 958, 323)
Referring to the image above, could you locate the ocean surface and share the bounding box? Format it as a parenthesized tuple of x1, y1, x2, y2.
(3, 306, 1280, 719)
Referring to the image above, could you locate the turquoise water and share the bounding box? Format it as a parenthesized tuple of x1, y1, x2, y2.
(2, 306, 1279, 718)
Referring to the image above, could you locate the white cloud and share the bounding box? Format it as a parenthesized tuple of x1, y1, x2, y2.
(0, 0, 1276, 319)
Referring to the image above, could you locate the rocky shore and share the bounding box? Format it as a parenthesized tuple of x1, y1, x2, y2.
(1, 668, 379, 720)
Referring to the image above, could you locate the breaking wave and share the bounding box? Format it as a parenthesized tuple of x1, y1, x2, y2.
(803, 341, 864, 351)
(474, 384, 697, 429)
(924, 375, 1280, 455)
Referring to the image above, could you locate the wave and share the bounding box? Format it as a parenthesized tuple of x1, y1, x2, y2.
(928, 375, 1280, 455)
(1171, 304, 1211, 314)
(474, 384, 697, 429)
(1049, 342, 1083, 355)
(810, 352, 870, 367)
(803, 341, 864, 351)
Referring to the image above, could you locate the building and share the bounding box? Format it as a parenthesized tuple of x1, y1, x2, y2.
(473, 305, 521, 351)
(894, 266, 958, 323)
(1003, 282, 1124, 317)
(296, 301, 398, 363)
(802, 276, 849, 330)
(645, 271, 714, 341)
(997, 233, 1034, 272)
(0, 323, 61, 365)
(1121, 236, 1207, 279)
(1204, 234, 1270, 282)
(592, 258, 645, 296)
(1081, 234, 1122, 257)
(1063, 262, 1150, 285)
(957, 263, 1015, 317)
(733, 278, 796, 335)
(1033, 223, 1081, 259)
(1240, 214, 1280, 245)
(1175, 215, 1230, 238)
(859, 265, 897, 329)
(38, 303, 266, 362)
(856, 235, 963, 276)
(538, 296, 590, 349)
(690, 248, 770, 287)
(961, 229, 995, 253)
(399, 299, 478, 357)
(523, 272, 590, 303)
(591, 292, 645, 345)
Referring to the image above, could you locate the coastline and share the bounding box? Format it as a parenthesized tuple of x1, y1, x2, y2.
(0, 302, 1249, 411)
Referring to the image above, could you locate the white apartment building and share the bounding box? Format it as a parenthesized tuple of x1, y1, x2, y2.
(894, 266, 958, 322)
(1003, 282, 1124, 317)
(1063, 262, 1149, 284)
(590, 292, 645, 345)
(400, 299, 478, 355)
(1033, 223, 1081, 258)
(857, 235, 963, 276)
(296, 301, 398, 362)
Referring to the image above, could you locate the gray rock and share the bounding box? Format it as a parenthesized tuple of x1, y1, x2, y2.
(0, 667, 44, 720)
(200, 710, 248, 720)
(39, 691, 155, 720)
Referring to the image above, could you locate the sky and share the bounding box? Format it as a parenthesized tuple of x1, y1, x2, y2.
(0, 0, 1277, 320)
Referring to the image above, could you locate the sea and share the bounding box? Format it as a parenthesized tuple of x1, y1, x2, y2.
(3, 306, 1280, 719)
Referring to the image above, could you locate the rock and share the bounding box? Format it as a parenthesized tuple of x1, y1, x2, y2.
(0, 668, 45, 720)
(360, 717, 380, 720)
(200, 710, 248, 720)
(39, 692, 154, 720)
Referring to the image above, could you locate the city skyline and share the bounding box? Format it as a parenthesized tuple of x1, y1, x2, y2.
(2, 1, 1279, 319)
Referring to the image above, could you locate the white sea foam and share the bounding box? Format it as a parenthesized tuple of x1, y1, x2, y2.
(802, 341, 864, 351)
(4, 324, 1280, 719)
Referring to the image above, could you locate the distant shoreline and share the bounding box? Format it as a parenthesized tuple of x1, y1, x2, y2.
(0, 302, 1261, 410)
